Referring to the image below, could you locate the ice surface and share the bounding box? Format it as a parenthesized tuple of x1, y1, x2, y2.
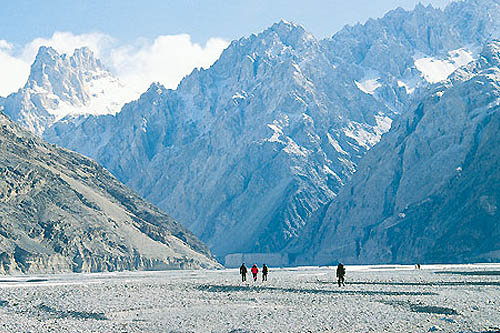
(0, 264, 499, 332)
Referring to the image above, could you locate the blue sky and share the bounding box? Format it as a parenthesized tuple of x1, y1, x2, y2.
(0, 0, 452, 96)
(3, 0, 451, 45)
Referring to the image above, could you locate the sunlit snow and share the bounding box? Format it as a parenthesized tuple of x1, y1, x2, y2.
(354, 70, 382, 95)
(45, 73, 140, 122)
(327, 132, 349, 156)
(414, 48, 476, 83)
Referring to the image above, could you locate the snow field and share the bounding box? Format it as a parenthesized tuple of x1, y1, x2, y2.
(0, 264, 499, 332)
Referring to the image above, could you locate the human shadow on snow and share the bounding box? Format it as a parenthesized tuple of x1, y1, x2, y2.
(36, 304, 108, 321)
(197, 284, 437, 296)
(377, 300, 459, 315)
(0, 279, 48, 283)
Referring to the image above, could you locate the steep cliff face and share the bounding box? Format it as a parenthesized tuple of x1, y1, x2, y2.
(292, 41, 500, 265)
(0, 46, 137, 136)
(0, 111, 218, 274)
(6, 1, 500, 260)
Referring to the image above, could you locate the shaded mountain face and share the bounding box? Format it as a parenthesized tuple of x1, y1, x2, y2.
(292, 41, 500, 265)
(0, 46, 138, 136)
(0, 111, 218, 274)
(7, 0, 500, 260)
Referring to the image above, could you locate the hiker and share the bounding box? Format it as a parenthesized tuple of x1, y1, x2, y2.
(262, 264, 269, 281)
(251, 264, 259, 281)
(336, 263, 346, 287)
(240, 263, 248, 282)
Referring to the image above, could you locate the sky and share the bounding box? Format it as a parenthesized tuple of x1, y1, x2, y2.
(0, 0, 453, 97)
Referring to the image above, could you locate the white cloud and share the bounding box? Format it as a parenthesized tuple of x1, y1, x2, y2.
(0, 32, 229, 97)
(21, 32, 114, 62)
(109, 34, 229, 92)
(0, 40, 13, 50)
(0, 41, 30, 96)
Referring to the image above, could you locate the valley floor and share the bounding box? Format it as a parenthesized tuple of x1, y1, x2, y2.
(0, 264, 499, 332)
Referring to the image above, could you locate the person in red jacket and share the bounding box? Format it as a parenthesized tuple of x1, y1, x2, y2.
(251, 264, 259, 281)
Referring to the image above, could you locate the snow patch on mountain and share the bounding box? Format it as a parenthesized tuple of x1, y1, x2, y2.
(397, 79, 418, 94)
(327, 133, 349, 156)
(283, 137, 309, 157)
(267, 123, 285, 143)
(374, 114, 393, 135)
(45, 74, 138, 121)
(355, 70, 382, 95)
(414, 48, 477, 83)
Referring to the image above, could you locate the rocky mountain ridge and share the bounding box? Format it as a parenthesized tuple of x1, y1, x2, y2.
(291, 40, 500, 265)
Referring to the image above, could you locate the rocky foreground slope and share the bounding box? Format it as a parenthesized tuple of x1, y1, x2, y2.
(0, 111, 218, 274)
(291, 41, 500, 265)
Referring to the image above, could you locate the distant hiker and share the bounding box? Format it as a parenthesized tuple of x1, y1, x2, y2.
(336, 263, 346, 287)
(240, 263, 248, 282)
(251, 264, 259, 281)
(262, 264, 269, 281)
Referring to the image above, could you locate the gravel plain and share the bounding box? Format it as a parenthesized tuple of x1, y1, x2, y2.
(0, 264, 499, 332)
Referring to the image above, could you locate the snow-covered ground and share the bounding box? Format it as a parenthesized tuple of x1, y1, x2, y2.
(0, 264, 499, 332)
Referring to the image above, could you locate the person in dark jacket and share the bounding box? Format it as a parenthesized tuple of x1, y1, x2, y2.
(240, 263, 248, 282)
(336, 263, 346, 287)
(262, 264, 269, 281)
(251, 264, 259, 281)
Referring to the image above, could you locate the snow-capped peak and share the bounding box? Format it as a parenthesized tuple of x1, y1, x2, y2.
(1, 46, 140, 135)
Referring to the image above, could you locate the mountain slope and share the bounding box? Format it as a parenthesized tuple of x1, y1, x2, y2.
(0, 110, 218, 274)
(292, 41, 500, 265)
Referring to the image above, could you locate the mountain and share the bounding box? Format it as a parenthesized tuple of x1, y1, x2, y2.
(0, 110, 218, 274)
(0, 46, 138, 136)
(291, 41, 500, 265)
(6, 0, 500, 261)
(42, 21, 397, 259)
